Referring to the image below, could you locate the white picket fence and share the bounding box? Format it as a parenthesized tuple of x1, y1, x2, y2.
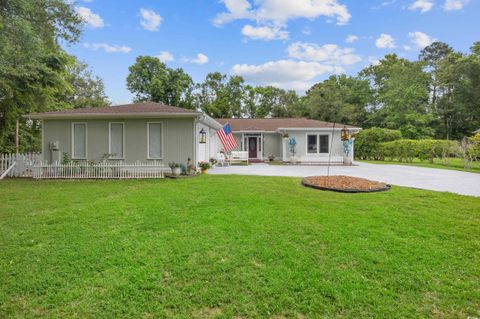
(0, 153, 42, 179)
(32, 161, 167, 179)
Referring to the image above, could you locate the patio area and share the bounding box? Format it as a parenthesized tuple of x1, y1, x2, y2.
(209, 162, 480, 197)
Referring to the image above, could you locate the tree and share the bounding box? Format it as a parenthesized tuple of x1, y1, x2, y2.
(419, 42, 453, 106)
(196, 72, 244, 118)
(435, 44, 480, 139)
(126, 56, 195, 109)
(360, 54, 434, 138)
(0, 0, 83, 152)
(58, 59, 110, 109)
(302, 75, 373, 127)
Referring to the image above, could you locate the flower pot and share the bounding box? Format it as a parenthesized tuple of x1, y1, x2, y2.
(172, 167, 181, 176)
(201, 169, 208, 174)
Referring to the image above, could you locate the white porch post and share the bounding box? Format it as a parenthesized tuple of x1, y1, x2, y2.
(282, 137, 287, 162)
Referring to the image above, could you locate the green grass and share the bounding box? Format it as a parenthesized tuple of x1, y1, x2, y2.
(1, 176, 479, 318)
(359, 157, 480, 173)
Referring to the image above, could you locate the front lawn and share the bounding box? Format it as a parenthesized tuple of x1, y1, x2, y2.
(359, 157, 480, 173)
(1, 176, 479, 318)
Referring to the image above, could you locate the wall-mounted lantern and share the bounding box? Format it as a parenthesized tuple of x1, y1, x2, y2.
(341, 126, 351, 141)
(199, 128, 206, 144)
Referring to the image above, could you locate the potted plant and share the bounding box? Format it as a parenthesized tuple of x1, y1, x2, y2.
(209, 157, 218, 167)
(198, 161, 211, 174)
(268, 154, 275, 162)
(168, 162, 181, 177)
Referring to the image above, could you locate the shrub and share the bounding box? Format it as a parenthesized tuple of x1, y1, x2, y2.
(380, 139, 460, 163)
(355, 128, 402, 160)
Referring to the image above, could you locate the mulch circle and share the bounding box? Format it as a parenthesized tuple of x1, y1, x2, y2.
(302, 175, 391, 193)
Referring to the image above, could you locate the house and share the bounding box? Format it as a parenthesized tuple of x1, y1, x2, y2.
(215, 118, 360, 163)
(26, 102, 360, 166)
(26, 102, 222, 165)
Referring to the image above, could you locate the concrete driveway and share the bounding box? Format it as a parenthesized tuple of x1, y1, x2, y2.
(209, 162, 480, 197)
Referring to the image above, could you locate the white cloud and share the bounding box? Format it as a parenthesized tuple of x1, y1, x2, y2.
(443, 0, 469, 10)
(403, 45, 412, 51)
(408, 31, 435, 49)
(157, 51, 174, 62)
(232, 59, 343, 91)
(214, 0, 351, 26)
(140, 8, 162, 31)
(187, 53, 209, 65)
(77, 7, 104, 28)
(287, 42, 361, 65)
(345, 34, 359, 43)
(241, 24, 288, 40)
(375, 33, 396, 49)
(83, 43, 131, 53)
(408, 0, 434, 12)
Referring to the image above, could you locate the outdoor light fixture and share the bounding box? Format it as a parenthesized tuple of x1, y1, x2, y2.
(341, 126, 350, 141)
(199, 128, 206, 144)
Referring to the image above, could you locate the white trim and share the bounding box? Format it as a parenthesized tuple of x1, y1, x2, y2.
(108, 122, 125, 159)
(278, 127, 361, 131)
(147, 121, 164, 160)
(71, 122, 88, 160)
(40, 120, 44, 162)
(305, 132, 331, 156)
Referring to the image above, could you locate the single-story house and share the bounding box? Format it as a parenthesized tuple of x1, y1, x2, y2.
(26, 102, 360, 166)
(215, 118, 360, 163)
(27, 102, 222, 165)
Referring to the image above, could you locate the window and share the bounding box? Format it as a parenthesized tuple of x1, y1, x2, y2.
(109, 123, 124, 159)
(306, 134, 329, 154)
(319, 135, 329, 153)
(307, 135, 317, 154)
(72, 123, 87, 159)
(147, 122, 163, 159)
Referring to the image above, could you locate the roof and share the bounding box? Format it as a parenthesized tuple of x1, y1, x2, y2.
(26, 102, 201, 119)
(215, 118, 359, 132)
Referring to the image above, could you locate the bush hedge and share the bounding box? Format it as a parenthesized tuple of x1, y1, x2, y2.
(355, 128, 402, 160)
(380, 139, 459, 162)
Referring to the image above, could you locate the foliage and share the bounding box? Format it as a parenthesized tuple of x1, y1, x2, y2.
(198, 161, 211, 170)
(168, 161, 181, 169)
(1, 176, 479, 317)
(195, 72, 244, 117)
(209, 157, 218, 166)
(302, 74, 373, 126)
(243, 85, 300, 118)
(126, 56, 195, 109)
(469, 133, 480, 159)
(360, 54, 435, 139)
(355, 127, 402, 160)
(0, 0, 109, 153)
(58, 59, 110, 109)
(378, 139, 460, 163)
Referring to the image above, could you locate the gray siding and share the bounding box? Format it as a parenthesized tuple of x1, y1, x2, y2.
(263, 133, 282, 160)
(42, 118, 194, 164)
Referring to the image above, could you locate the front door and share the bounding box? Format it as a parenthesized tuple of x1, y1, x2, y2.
(248, 137, 257, 159)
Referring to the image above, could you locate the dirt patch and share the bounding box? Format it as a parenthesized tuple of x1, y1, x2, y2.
(302, 175, 390, 193)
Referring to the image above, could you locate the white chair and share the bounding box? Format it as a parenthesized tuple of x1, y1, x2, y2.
(217, 153, 226, 166)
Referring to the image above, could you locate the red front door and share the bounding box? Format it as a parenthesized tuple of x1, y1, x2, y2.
(248, 137, 257, 158)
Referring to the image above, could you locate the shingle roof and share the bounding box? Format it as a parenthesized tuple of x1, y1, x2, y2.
(216, 118, 358, 132)
(27, 102, 201, 118)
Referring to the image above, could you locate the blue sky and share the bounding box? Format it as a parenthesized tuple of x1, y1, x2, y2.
(67, 0, 479, 104)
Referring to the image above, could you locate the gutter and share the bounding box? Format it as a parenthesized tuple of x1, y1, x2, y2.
(24, 112, 202, 120)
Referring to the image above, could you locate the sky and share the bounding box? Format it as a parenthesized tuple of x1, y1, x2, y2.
(66, 0, 479, 104)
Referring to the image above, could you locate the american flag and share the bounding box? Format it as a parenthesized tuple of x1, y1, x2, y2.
(217, 123, 237, 152)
